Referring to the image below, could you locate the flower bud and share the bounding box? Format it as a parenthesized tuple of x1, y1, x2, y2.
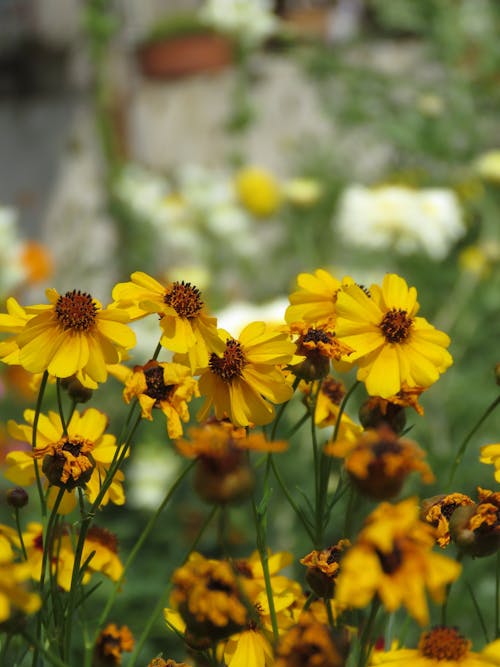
(60, 375, 93, 403)
(359, 398, 406, 435)
(449, 496, 500, 557)
(193, 457, 255, 505)
(6, 487, 29, 509)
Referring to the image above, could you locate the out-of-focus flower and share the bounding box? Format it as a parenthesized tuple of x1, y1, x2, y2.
(300, 376, 362, 441)
(176, 419, 286, 504)
(235, 166, 282, 218)
(6, 408, 126, 515)
(84, 526, 124, 583)
(335, 185, 465, 260)
(459, 242, 500, 279)
(93, 623, 134, 666)
(286, 269, 350, 326)
(370, 626, 500, 666)
(0, 527, 40, 623)
(417, 93, 445, 117)
(475, 150, 500, 183)
(334, 497, 461, 625)
(480, 443, 500, 482)
(283, 178, 322, 207)
(274, 612, 348, 667)
(287, 321, 353, 381)
(217, 297, 288, 337)
(148, 660, 192, 667)
(20, 241, 53, 285)
(200, 0, 279, 47)
(421, 493, 475, 548)
(15, 289, 135, 384)
(359, 385, 425, 434)
(197, 321, 296, 427)
(325, 425, 434, 500)
(335, 274, 453, 398)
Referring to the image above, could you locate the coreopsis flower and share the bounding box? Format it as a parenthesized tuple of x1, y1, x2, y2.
(285, 269, 347, 326)
(6, 408, 126, 514)
(480, 443, 500, 482)
(111, 272, 220, 371)
(15, 522, 76, 591)
(0, 296, 33, 364)
(359, 385, 425, 434)
(334, 497, 461, 625)
(119, 360, 199, 439)
(300, 376, 363, 440)
(325, 425, 434, 500)
(300, 540, 350, 599)
(14, 289, 135, 383)
(176, 420, 287, 504)
(0, 559, 40, 623)
(449, 487, 500, 557)
(370, 626, 500, 666)
(224, 626, 274, 667)
(421, 493, 475, 548)
(169, 552, 249, 643)
(275, 612, 348, 667)
(335, 273, 453, 398)
(234, 166, 282, 218)
(287, 321, 353, 381)
(83, 526, 124, 583)
(197, 321, 296, 427)
(93, 623, 134, 666)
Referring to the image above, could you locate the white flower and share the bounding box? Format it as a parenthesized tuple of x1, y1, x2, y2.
(335, 184, 465, 260)
(200, 0, 279, 46)
(217, 297, 288, 336)
(0, 206, 26, 296)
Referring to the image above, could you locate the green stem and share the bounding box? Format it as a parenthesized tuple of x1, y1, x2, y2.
(22, 630, 69, 667)
(447, 394, 500, 489)
(465, 580, 489, 644)
(269, 456, 315, 541)
(56, 378, 68, 436)
(325, 597, 335, 627)
(14, 507, 27, 560)
(496, 551, 500, 638)
(126, 505, 219, 667)
(357, 598, 380, 667)
(270, 377, 300, 441)
(32, 370, 49, 517)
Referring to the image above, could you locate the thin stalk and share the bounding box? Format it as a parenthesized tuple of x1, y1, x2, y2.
(56, 378, 68, 436)
(357, 598, 380, 667)
(447, 394, 500, 490)
(125, 505, 219, 667)
(269, 456, 315, 541)
(465, 580, 489, 644)
(497, 551, 500, 638)
(270, 377, 300, 441)
(325, 598, 335, 627)
(14, 507, 28, 560)
(22, 630, 69, 667)
(253, 497, 280, 646)
(32, 370, 49, 517)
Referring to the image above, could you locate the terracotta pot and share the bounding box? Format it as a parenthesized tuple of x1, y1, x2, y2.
(137, 33, 234, 79)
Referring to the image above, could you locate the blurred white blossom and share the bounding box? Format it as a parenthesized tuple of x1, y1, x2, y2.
(0, 206, 28, 297)
(335, 185, 465, 260)
(200, 0, 279, 47)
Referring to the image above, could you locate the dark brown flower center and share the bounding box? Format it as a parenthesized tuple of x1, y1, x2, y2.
(87, 525, 119, 553)
(302, 328, 333, 345)
(379, 308, 413, 343)
(143, 364, 174, 403)
(209, 339, 247, 382)
(418, 626, 470, 661)
(321, 377, 345, 406)
(207, 577, 234, 594)
(376, 544, 403, 574)
(61, 437, 87, 457)
(55, 290, 97, 332)
(164, 281, 203, 319)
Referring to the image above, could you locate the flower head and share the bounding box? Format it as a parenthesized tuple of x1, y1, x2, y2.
(197, 321, 295, 427)
(335, 274, 453, 397)
(6, 408, 126, 514)
(325, 425, 434, 500)
(15, 288, 135, 383)
(275, 612, 348, 667)
(235, 166, 281, 218)
(480, 443, 500, 482)
(300, 540, 350, 599)
(335, 497, 461, 625)
(370, 626, 500, 666)
(359, 385, 425, 434)
(176, 420, 287, 504)
(93, 623, 134, 666)
(285, 269, 347, 326)
(0, 534, 40, 623)
(121, 360, 198, 439)
(449, 488, 500, 557)
(112, 272, 220, 371)
(288, 321, 353, 381)
(421, 493, 475, 548)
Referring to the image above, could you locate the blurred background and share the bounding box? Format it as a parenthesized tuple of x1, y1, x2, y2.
(1, 0, 499, 660)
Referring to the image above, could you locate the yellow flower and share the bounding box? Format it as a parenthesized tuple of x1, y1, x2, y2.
(480, 443, 500, 482)
(83, 526, 123, 583)
(421, 493, 475, 548)
(0, 537, 40, 622)
(169, 552, 249, 642)
(224, 627, 274, 667)
(0, 296, 34, 365)
(334, 497, 461, 625)
(335, 274, 453, 398)
(93, 623, 134, 666)
(449, 487, 500, 557)
(15, 288, 135, 383)
(370, 627, 500, 666)
(235, 166, 281, 217)
(288, 321, 353, 381)
(300, 377, 363, 441)
(6, 408, 126, 514)
(176, 420, 287, 504)
(120, 360, 199, 439)
(197, 321, 296, 427)
(285, 269, 347, 326)
(475, 149, 500, 183)
(111, 272, 220, 371)
(325, 425, 434, 500)
(275, 612, 347, 667)
(300, 540, 350, 599)
(359, 385, 425, 434)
